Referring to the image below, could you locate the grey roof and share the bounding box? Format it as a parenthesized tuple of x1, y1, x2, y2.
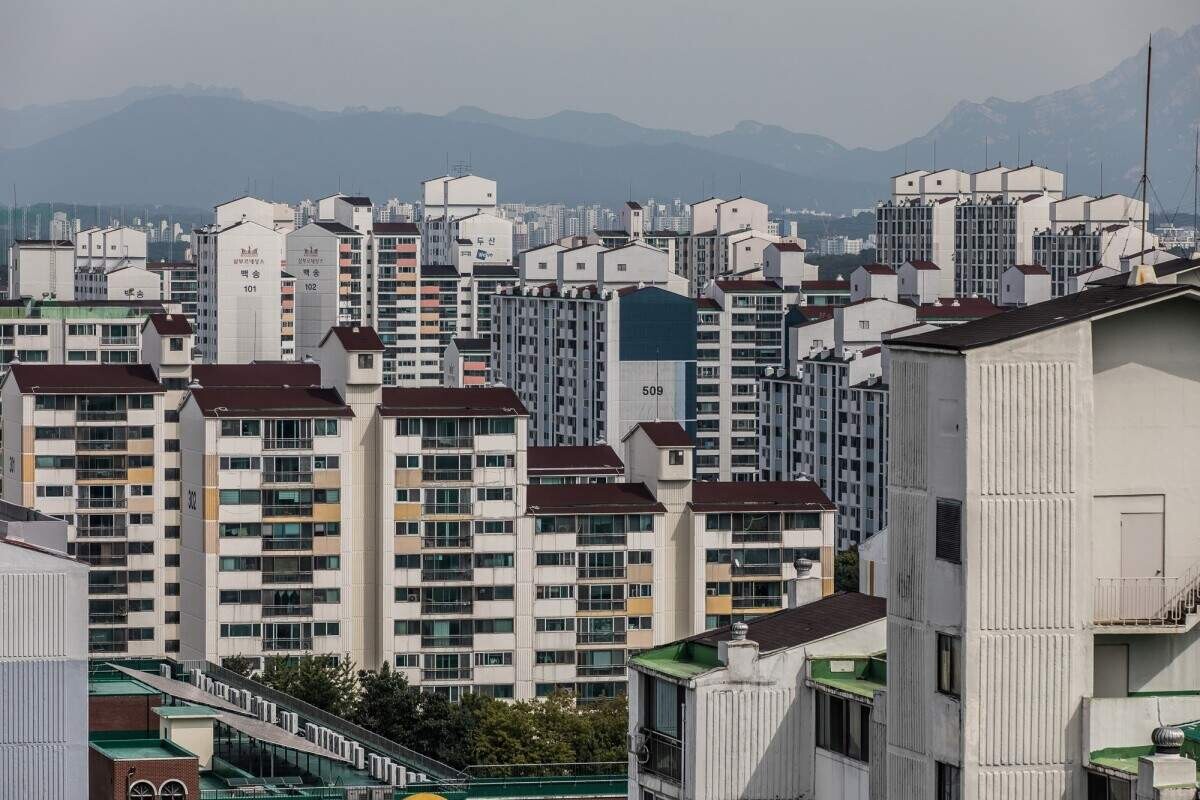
(1088, 257, 1200, 287)
(313, 221, 361, 236)
(690, 592, 886, 653)
(894, 284, 1195, 352)
(107, 664, 253, 716)
(214, 711, 348, 762)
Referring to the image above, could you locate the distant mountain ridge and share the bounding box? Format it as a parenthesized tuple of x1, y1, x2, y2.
(1, 24, 1196, 211)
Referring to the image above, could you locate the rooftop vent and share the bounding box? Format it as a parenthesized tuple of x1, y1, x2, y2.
(731, 621, 749, 641)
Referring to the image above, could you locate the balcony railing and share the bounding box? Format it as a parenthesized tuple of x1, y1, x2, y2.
(88, 613, 128, 625)
(77, 410, 127, 422)
(76, 468, 127, 481)
(262, 604, 314, 617)
(76, 524, 127, 538)
(76, 439, 128, 452)
(88, 583, 128, 595)
(262, 471, 313, 485)
(263, 438, 313, 450)
(421, 535, 473, 549)
(577, 599, 626, 612)
(732, 563, 782, 577)
(421, 600, 473, 615)
(640, 730, 682, 783)
(576, 664, 626, 677)
(262, 536, 313, 552)
(88, 641, 129, 654)
(732, 531, 783, 544)
(733, 595, 783, 609)
(261, 571, 314, 584)
(420, 635, 473, 648)
(421, 568, 474, 582)
(77, 497, 127, 509)
(100, 336, 137, 347)
(421, 667, 473, 681)
(577, 533, 627, 547)
(262, 637, 313, 651)
(578, 566, 626, 580)
(79, 554, 128, 567)
(423, 503, 473, 516)
(1094, 574, 1200, 626)
(421, 436, 474, 450)
(261, 505, 313, 518)
(577, 631, 627, 645)
(421, 469, 473, 483)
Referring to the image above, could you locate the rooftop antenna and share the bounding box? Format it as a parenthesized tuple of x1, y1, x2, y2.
(1191, 126, 1199, 258)
(984, 136, 988, 169)
(903, 143, 908, 172)
(932, 140, 936, 171)
(1129, 35, 1155, 285)
(1100, 161, 1104, 197)
(1016, 133, 1021, 165)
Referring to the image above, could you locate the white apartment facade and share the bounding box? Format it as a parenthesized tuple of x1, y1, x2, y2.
(1031, 193, 1155, 296)
(8, 239, 76, 300)
(421, 174, 498, 265)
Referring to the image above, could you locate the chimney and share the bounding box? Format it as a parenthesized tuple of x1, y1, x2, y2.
(787, 557, 823, 608)
(1135, 727, 1196, 799)
(718, 622, 761, 683)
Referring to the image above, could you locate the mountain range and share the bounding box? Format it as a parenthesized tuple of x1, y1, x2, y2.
(1, 25, 1196, 214)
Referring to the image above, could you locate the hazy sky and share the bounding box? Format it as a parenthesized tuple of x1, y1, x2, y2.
(5, 0, 1199, 149)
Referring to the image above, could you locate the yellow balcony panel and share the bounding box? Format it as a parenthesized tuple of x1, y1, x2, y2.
(627, 629, 654, 650)
(126, 467, 154, 483)
(312, 470, 341, 489)
(395, 536, 422, 554)
(628, 597, 654, 615)
(394, 469, 422, 488)
(394, 503, 421, 521)
(311, 503, 341, 522)
(706, 563, 732, 581)
(313, 536, 342, 556)
(705, 595, 733, 615)
(627, 564, 653, 583)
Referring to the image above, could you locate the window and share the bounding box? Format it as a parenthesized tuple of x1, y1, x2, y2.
(937, 633, 961, 697)
(314, 419, 339, 436)
(668, 449, 685, 465)
(220, 419, 261, 437)
(814, 691, 871, 762)
(536, 585, 574, 599)
(395, 653, 419, 667)
(314, 455, 339, 469)
(628, 550, 652, 565)
(474, 651, 512, 666)
(536, 650, 573, 664)
(629, 584, 653, 597)
(128, 782, 156, 800)
(169, 337, 184, 352)
(536, 617, 574, 632)
(628, 616, 652, 629)
(1087, 771, 1132, 800)
(474, 552, 513, 568)
(474, 585, 513, 601)
(477, 487, 512, 501)
(356, 353, 375, 369)
(936, 762, 961, 800)
(536, 552, 575, 567)
(935, 499, 962, 563)
(474, 618, 513, 633)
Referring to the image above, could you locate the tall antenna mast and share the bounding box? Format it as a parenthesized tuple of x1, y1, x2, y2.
(1130, 35, 1155, 285)
(1192, 126, 1199, 258)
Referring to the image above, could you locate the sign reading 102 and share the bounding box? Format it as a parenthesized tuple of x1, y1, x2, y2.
(641, 385, 664, 396)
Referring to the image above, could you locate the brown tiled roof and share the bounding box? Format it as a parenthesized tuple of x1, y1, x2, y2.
(191, 363, 320, 388)
(801, 280, 849, 290)
(379, 387, 528, 417)
(472, 264, 518, 278)
(773, 242, 805, 252)
(859, 264, 896, 275)
(321, 326, 385, 352)
(144, 313, 193, 335)
(1008, 264, 1049, 276)
(906, 260, 940, 271)
(451, 337, 491, 353)
(527, 445, 624, 476)
(373, 222, 420, 235)
(525, 482, 665, 515)
(7, 364, 164, 394)
(696, 298, 721, 310)
(621, 421, 692, 447)
(189, 387, 352, 418)
(912, 297, 1002, 320)
(689, 592, 886, 652)
(688, 480, 834, 513)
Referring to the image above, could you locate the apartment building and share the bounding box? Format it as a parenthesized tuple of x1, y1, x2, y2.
(884, 278, 1200, 798)
(421, 174, 498, 265)
(442, 337, 491, 387)
(694, 279, 787, 481)
(627, 593, 887, 800)
(194, 196, 290, 363)
(0, 299, 168, 372)
(146, 261, 199, 319)
(8, 239, 76, 300)
(1030, 194, 1155, 296)
(75, 263, 163, 302)
(492, 280, 697, 448)
(0, 505, 89, 800)
(682, 196, 777, 293)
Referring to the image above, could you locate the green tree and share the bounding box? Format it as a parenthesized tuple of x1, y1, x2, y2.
(835, 547, 860, 592)
(572, 693, 628, 765)
(221, 655, 258, 678)
(260, 655, 359, 718)
(353, 663, 421, 743)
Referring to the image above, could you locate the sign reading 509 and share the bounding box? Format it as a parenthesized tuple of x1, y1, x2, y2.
(641, 386, 664, 396)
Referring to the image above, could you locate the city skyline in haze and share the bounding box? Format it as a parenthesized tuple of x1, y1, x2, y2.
(5, 0, 1199, 149)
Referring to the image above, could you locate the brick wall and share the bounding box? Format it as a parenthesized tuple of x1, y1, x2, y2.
(89, 694, 163, 733)
(88, 747, 199, 800)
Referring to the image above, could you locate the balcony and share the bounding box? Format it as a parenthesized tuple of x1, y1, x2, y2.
(76, 523, 127, 538)
(578, 566, 626, 580)
(421, 634, 473, 648)
(261, 536, 313, 552)
(577, 631, 627, 645)
(421, 667, 473, 681)
(76, 439, 128, 452)
(261, 505, 313, 518)
(262, 471, 313, 485)
(421, 535, 472, 549)
(732, 595, 783, 609)
(79, 554, 128, 567)
(88, 583, 128, 596)
(421, 568, 474, 582)
(576, 664, 626, 677)
(76, 468, 127, 481)
(261, 570, 314, 584)
(1094, 574, 1200, 631)
(100, 336, 137, 347)
(88, 613, 128, 625)
(732, 563, 782, 577)
(421, 469, 473, 483)
(262, 637, 313, 651)
(423, 503, 473, 516)
(77, 497, 127, 510)
(262, 604, 314, 618)
(578, 599, 626, 612)
(77, 409, 128, 422)
(421, 436, 474, 450)
(640, 730, 682, 783)
(732, 531, 783, 544)
(263, 438, 313, 451)
(421, 600, 474, 615)
(88, 640, 129, 654)
(577, 533, 627, 548)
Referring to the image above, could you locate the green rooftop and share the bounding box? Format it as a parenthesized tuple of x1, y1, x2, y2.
(809, 656, 887, 700)
(89, 677, 158, 697)
(0, 302, 162, 320)
(630, 641, 720, 680)
(155, 704, 218, 719)
(90, 733, 197, 761)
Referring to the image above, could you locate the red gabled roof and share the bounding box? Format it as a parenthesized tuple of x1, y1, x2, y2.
(373, 222, 420, 235)
(772, 242, 805, 252)
(320, 326, 385, 352)
(905, 260, 940, 271)
(379, 387, 528, 417)
(144, 313, 193, 335)
(192, 363, 321, 388)
(713, 279, 782, 293)
(621, 421, 692, 447)
(525, 482, 665, 515)
(7, 364, 164, 394)
(189, 386, 353, 418)
(1008, 264, 1049, 276)
(801, 280, 849, 290)
(688, 480, 834, 513)
(527, 445, 624, 476)
(913, 297, 1002, 320)
(859, 263, 896, 276)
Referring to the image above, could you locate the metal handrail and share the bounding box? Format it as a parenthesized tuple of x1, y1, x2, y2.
(1095, 562, 1200, 626)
